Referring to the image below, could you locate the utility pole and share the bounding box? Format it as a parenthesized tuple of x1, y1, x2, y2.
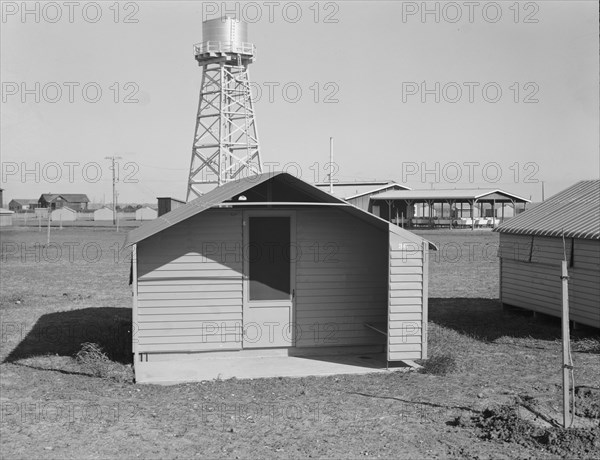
(542, 181, 545, 202)
(329, 137, 334, 194)
(105, 156, 122, 225)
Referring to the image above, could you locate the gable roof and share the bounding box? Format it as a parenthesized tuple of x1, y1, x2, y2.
(314, 181, 410, 200)
(371, 188, 530, 202)
(10, 199, 38, 206)
(51, 206, 76, 213)
(126, 172, 435, 249)
(494, 180, 600, 240)
(40, 194, 90, 203)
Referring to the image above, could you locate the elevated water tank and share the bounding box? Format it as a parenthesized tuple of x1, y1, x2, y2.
(202, 16, 248, 52)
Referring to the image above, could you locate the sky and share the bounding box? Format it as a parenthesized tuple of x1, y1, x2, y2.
(1, 0, 598, 204)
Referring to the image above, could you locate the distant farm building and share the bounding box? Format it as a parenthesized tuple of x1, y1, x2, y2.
(127, 172, 435, 384)
(38, 194, 89, 211)
(157, 197, 186, 217)
(495, 180, 600, 328)
(0, 208, 14, 227)
(50, 206, 77, 222)
(135, 207, 158, 221)
(8, 199, 38, 212)
(315, 181, 409, 212)
(93, 207, 114, 221)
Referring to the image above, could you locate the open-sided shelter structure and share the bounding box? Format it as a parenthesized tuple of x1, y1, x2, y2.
(126, 172, 435, 383)
(370, 189, 530, 229)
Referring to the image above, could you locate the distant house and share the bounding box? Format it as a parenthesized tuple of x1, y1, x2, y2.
(93, 206, 114, 221)
(8, 199, 38, 212)
(495, 180, 600, 328)
(38, 194, 89, 211)
(50, 207, 77, 222)
(157, 197, 186, 217)
(135, 206, 158, 221)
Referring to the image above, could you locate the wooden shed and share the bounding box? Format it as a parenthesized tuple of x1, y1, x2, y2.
(126, 172, 435, 383)
(495, 180, 600, 328)
(157, 197, 186, 217)
(0, 208, 14, 227)
(50, 206, 76, 222)
(93, 206, 113, 221)
(135, 206, 158, 221)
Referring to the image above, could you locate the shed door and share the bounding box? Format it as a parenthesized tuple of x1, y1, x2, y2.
(243, 212, 296, 348)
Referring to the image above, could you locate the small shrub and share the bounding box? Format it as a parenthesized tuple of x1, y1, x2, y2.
(421, 353, 458, 376)
(75, 342, 111, 378)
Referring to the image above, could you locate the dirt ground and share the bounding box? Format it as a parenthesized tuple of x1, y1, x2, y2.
(1, 227, 599, 459)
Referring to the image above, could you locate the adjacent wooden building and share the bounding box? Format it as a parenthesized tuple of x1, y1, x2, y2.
(127, 172, 435, 383)
(135, 206, 158, 221)
(50, 206, 77, 222)
(93, 206, 114, 221)
(495, 180, 600, 328)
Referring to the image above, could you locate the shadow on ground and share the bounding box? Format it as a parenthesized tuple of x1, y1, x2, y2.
(429, 298, 599, 344)
(3, 307, 132, 364)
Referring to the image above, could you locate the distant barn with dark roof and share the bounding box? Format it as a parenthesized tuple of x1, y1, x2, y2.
(38, 194, 89, 211)
(494, 180, 600, 328)
(8, 199, 38, 211)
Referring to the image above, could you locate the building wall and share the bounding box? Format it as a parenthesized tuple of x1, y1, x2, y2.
(347, 196, 370, 211)
(136, 209, 244, 354)
(294, 208, 388, 348)
(0, 212, 13, 227)
(499, 233, 600, 328)
(134, 207, 396, 356)
(136, 208, 158, 221)
(388, 233, 426, 360)
(50, 208, 76, 221)
(94, 208, 113, 221)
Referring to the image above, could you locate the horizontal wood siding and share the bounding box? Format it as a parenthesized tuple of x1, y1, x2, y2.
(136, 210, 243, 352)
(499, 234, 600, 328)
(294, 209, 388, 348)
(574, 239, 600, 271)
(388, 235, 424, 361)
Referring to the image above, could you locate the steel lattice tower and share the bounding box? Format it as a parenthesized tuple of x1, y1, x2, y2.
(187, 17, 262, 200)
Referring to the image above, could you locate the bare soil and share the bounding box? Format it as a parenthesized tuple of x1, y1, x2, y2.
(1, 227, 598, 459)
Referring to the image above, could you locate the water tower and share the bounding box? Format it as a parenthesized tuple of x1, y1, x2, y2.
(186, 16, 263, 200)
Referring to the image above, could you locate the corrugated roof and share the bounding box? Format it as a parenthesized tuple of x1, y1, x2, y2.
(126, 172, 435, 249)
(494, 180, 600, 240)
(371, 189, 530, 202)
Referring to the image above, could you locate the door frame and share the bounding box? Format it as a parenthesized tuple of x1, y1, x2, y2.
(242, 210, 297, 348)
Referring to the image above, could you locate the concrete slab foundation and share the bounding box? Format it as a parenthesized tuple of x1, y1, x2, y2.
(135, 352, 413, 384)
